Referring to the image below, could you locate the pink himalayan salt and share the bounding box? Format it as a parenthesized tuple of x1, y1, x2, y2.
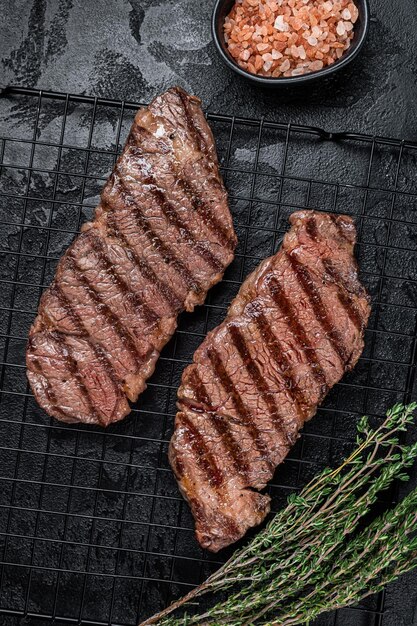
(224, 0, 358, 78)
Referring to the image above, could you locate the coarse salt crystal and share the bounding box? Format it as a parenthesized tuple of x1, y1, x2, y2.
(291, 18, 303, 30)
(271, 48, 283, 59)
(349, 2, 359, 22)
(298, 45, 307, 59)
(255, 55, 263, 70)
(274, 14, 289, 31)
(342, 8, 351, 19)
(263, 60, 273, 71)
(309, 60, 324, 70)
(307, 35, 318, 46)
(279, 58, 291, 71)
(336, 20, 346, 35)
(240, 49, 251, 60)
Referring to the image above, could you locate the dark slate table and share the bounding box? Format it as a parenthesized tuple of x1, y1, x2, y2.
(1, 0, 417, 139)
(1, 1, 417, 625)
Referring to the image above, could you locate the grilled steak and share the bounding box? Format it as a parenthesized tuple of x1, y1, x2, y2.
(26, 88, 237, 426)
(170, 210, 371, 552)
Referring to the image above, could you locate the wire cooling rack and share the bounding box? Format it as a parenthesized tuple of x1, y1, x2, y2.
(0, 86, 417, 626)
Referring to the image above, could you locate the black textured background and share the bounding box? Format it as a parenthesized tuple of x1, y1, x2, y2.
(0, 0, 417, 139)
(1, 1, 417, 625)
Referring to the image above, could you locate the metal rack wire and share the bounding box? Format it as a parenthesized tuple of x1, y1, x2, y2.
(0, 86, 417, 626)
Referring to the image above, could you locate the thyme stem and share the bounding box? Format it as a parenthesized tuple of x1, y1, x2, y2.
(140, 403, 417, 626)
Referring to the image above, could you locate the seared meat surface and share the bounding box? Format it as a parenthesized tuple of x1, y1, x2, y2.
(169, 211, 371, 552)
(26, 88, 237, 426)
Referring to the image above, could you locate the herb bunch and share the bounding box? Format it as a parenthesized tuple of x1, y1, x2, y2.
(141, 404, 417, 626)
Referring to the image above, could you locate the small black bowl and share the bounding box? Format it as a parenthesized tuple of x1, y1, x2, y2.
(212, 0, 370, 86)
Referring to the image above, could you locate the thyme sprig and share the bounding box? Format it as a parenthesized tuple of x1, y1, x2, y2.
(272, 489, 417, 625)
(141, 403, 417, 626)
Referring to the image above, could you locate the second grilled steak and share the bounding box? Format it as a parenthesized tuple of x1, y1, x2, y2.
(170, 210, 371, 552)
(26, 88, 237, 426)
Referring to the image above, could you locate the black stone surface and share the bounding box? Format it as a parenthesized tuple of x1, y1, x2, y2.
(1, 1, 417, 626)
(1, 0, 417, 139)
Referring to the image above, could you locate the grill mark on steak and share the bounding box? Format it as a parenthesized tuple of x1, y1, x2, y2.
(135, 175, 224, 273)
(187, 491, 241, 541)
(176, 178, 237, 251)
(322, 259, 366, 332)
(30, 355, 71, 420)
(176, 88, 209, 157)
(267, 275, 328, 394)
(310, 213, 354, 247)
(207, 347, 274, 469)
(305, 216, 366, 333)
(129, 124, 170, 155)
(177, 412, 224, 488)
(105, 209, 183, 314)
(51, 331, 102, 423)
(87, 231, 159, 326)
(115, 176, 203, 295)
(306, 216, 319, 241)
(330, 214, 350, 242)
(287, 253, 350, 364)
(323, 256, 367, 298)
(203, 511, 241, 542)
(65, 255, 144, 367)
(171, 442, 241, 539)
(249, 304, 310, 414)
(182, 369, 212, 413)
(228, 324, 290, 443)
(52, 284, 122, 394)
(129, 120, 236, 253)
(186, 496, 205, 525)
(185, 370, 252, 478)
